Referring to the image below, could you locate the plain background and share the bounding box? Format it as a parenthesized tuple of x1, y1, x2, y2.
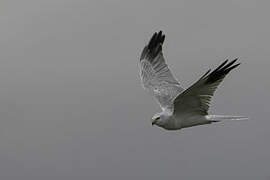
(0, 0, 269, 179)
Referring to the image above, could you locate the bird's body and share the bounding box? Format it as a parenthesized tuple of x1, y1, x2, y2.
(153, 112, 210, 130)
(139, 31, 247, 130)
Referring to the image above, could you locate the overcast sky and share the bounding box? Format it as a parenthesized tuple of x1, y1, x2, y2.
(0, 0, 269, 179)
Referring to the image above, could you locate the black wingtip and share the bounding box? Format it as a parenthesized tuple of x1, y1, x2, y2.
(148, 32, 157, 50)
(200, 69, 211, 79)
(206, 58, 240, 84)
(140, 31, 165, 61)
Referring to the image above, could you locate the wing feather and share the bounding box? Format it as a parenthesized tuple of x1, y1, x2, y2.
(173, 59, 240, 115)
(139, 31, 184, 110)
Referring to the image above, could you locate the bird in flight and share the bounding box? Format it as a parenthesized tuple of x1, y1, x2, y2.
(139, 31, 247, 130)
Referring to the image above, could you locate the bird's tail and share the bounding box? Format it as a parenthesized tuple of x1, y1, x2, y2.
(205, 115, 248, 122)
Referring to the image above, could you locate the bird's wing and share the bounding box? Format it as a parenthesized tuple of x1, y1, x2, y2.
(173, 59, 240, 115)
(140, 31, 184, 110)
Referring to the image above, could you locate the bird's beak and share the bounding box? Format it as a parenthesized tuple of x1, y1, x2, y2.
(152, 119, 157, 126)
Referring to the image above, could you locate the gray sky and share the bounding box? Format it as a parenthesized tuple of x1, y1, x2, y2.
(0, 0, 269, 179)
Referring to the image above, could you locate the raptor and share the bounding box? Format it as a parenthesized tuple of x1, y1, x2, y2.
(139, 31, 247, 130)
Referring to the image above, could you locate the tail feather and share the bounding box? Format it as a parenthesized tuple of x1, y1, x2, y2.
(206, 115, 248, 122)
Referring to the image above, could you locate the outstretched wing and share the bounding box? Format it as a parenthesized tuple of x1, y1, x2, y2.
(139, 31, 184, 110)
(173, 59, 240, 115)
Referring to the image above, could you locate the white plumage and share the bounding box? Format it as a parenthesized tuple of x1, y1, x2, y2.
(139, 31, 247, 130)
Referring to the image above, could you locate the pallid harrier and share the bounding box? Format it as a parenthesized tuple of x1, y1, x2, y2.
(139, 31, 247, 130)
